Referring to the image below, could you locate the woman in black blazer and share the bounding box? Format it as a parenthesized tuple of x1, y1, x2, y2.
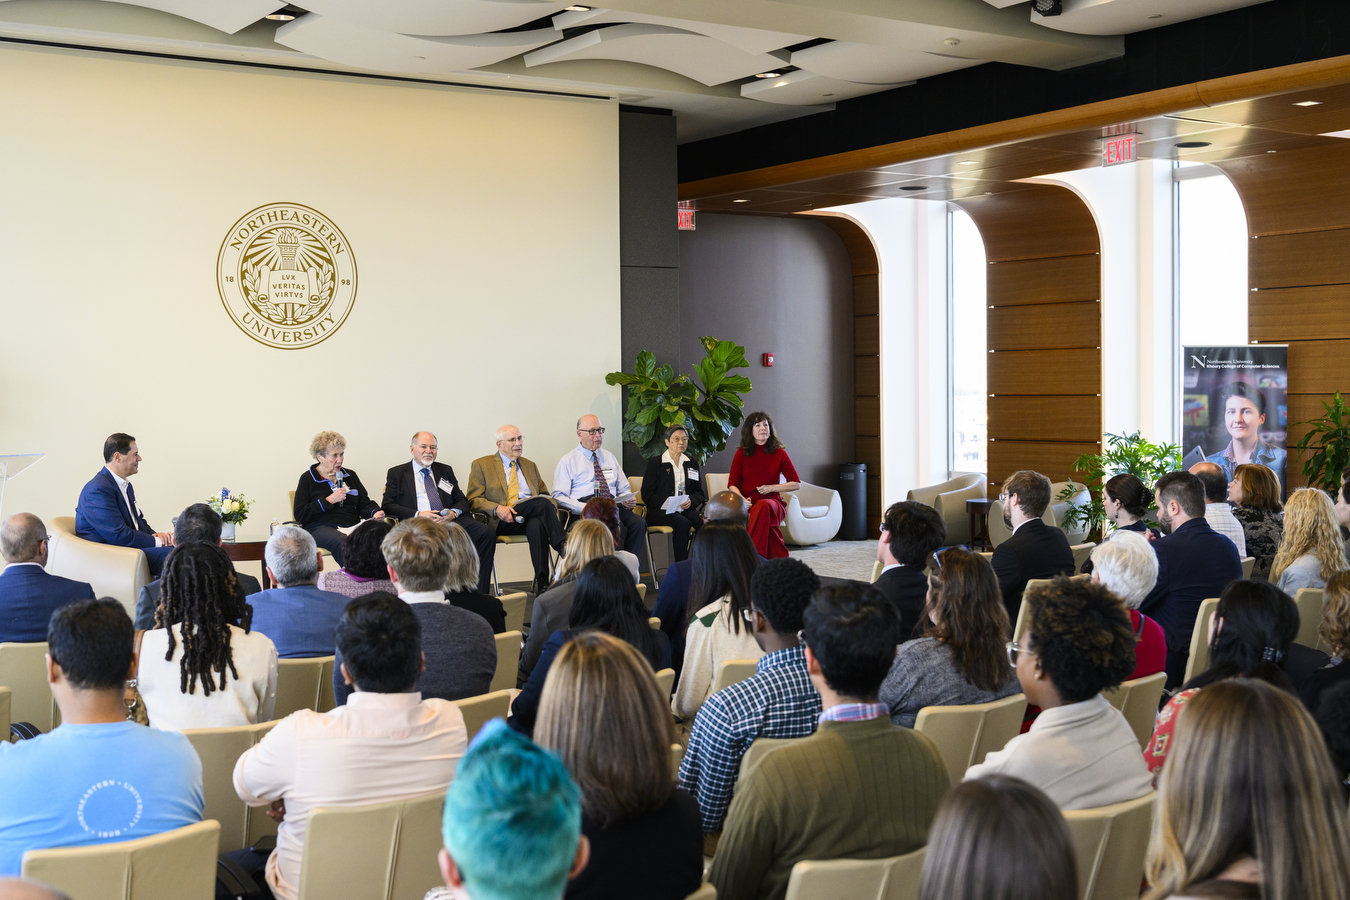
(640, 425, 706, 562)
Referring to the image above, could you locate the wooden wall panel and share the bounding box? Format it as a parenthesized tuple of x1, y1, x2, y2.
(956, 187, 1100, 262)
(1285, 393, 1336, 452)
(988, 349, 1102, 395)
(1250, 286, 1350, 342)
(855, 356, 880, 396)
(988, 442, 1101, 487)
(1248, 228, 1350, 289)
(987, 302, 1100, 352)
(855, 315, 880, 356)
(1215, 144, 1350, 236)
(856, 396, 880, 436)
(988, 397, 1102, 443)
(854, 274, 879, 315)
(1286, 340, 1350, 395)
(857, 435, 882, 476)
(986, 254, 1100, 306)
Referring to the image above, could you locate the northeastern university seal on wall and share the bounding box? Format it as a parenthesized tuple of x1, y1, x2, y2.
(217, 202, 357, 349)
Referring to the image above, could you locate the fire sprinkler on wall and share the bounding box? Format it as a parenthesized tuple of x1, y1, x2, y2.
(762, 353, 774, 367)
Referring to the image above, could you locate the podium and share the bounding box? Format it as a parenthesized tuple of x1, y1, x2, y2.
(0, 454, 44, 520)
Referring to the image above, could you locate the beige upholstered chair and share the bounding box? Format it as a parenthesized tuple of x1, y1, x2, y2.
(783, 847, 926, 900)
(0, 641, 58, 732)
(283, 492, 333, 561)
(1182, 599, 1221, 686)
(1240, 556, 1255, 579)
(0, 686, 10, 742)
(1102, 672, 1167, 750)
(1294, 587, 1325, 649)
(1049, 481, 1091, 545)
(21, 819, 220, 900)
(781, 482, 844, 546)
(297, 790, 446, 900)
(1070, 541, 1096, 573)
(648, 617, 661, 630)
(1013, 579, 1053, 642)
(182, 719, 280, 853)
(493, 630, 522, 692)
(274, 656, 334, 719)
(499, 590, 528, 634)
(1063, 792, 1156, 900)
(711, 658, 758, 694)
(685, 884, 717, 900)
(705, 473, 730, 497)
(908, 472, 986, 546)
(913, 693, 1027, 783)
(46, 516, 150, 617)
(670, 742, 685, 780)
(870, 560, 884, 583)
(654, 667, 675, 698)
(317, 657, 336, 713)
(637, 583, 647, 604)
(451, 689, 510, 741)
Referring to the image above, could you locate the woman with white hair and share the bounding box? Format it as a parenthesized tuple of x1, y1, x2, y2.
(1089, 530, 1166, 680)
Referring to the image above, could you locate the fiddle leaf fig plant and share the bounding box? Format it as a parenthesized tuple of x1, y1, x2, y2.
(605, 336, 753, 462)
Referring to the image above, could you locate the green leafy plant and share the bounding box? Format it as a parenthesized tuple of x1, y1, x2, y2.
(1292, 391, 1350, 496)
(605, 337, 753, 463)
(1055, 431, 1183, 538)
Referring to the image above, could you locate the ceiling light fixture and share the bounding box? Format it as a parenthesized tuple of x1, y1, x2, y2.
(1147, 14, 1163, 19)
(1294, 100, 1323, 107)
(900, 185, 927, 191)
(732, 199, 749, 203)
(265, 11, 296, 20)
(1175, 141, 1211, 149)
(755, 71, 782, 78)
(958, 160, 980, 166)
(564, 5, 592, 11)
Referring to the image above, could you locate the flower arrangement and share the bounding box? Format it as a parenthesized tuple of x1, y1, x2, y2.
(208, 488, 254, 525)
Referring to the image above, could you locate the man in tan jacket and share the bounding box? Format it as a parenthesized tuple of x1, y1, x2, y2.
(465, 424, 564, 593)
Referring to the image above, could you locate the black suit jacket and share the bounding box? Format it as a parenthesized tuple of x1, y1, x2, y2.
(640, 456, 706, 514)
(991, 519, 1075, 620)
(871, 565, 929, 642)
(134, 571, 262, 630)
(1138, 517, 1242, 652)
(0, 565, 95, 643)
(382, 461, 470, 520)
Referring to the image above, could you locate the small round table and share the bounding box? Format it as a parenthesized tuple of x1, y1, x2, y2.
(966, 498, 995, 551)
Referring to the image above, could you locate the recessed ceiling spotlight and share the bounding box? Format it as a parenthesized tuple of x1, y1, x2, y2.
(1294, 100, 1323, 107)
(943, 38, 961, 47)
(265, 10, 296, 20)
(1267, 150, 1278, 153)
(732, 199, 749, 203)
(1147, 14, 1163, 19)
(801, 203, 813, 207)
(822, 93, 834, 97)
(564, 5, 592, 10)
(1175, 141, 1211, 149)
(958, 160, 980, 166)
(900, 185, 927, 191)
(755, 71, 782, 78)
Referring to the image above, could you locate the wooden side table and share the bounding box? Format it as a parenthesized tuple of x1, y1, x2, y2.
(221, 533, 270, 586)
(967, 498, 995, 551)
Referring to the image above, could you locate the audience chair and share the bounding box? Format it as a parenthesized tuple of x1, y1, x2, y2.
(637, 582, 648, 605)
(711, 659, 759, 694)
(297, 790, 446, 900)
(499, 590, 527, 634)
(630, 475, 673, 588)
(907, 473, 986, 546)
(1070, 542, 1096, 573)
(0, 686, 10, 742)
(913, 693, 1028, 783)
(46, 516, 150, 617)
(182, 720, 280, 853)
(1293, 587, 1325, 649)
(648, 617, 661, 630)
(1013, 580, 1054, 642)
(1048, 482, 1092, 545)
(870, 560, 883, 583)
(1062, 792, 1156, 900)
(1182, 599, 1221, 686)
(1240, 556, 1255, 580)
(21, 819, 220, 900)
(737, 737, 800, 783)
(1102, 672, 1167, 750)
(671, 742, 685, 781)
(273, 656, 334, 719)
(781, 482, 844, 547)
(451, 690, 510, 741)
(685, 884, 717, 900)
(492, 631, 522, 692)
(704, 474, 729, 497)
(783, 847, 925, 900)
(0, 641, 58, 733)
(654, 667, 675, 698)
(317, 657, 336, 713)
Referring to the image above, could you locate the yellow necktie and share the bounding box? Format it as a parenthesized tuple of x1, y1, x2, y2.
(507, 460, 519, 507)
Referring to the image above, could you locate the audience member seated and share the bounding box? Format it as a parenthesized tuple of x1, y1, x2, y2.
(0, 879, 73, 900)
(652, 491, 756, 649)
(991, 470, 1074, 622)
(1272, 487, 1348, 595)
(672, 522, 764, 719)
(1089, 531, 1166, 680)
(138, 544, 277, 730)
(510, 557, 668, 736)
(232, 594, 468, 900)
(966, 578, 1151, 809)
(1303, 571, 1350, 714)
(1139, 471, 1243, 688)
(382, 430, 495, 594)
(881, 548, 1020, 728)
(728, 411, 800, 560)
(0, 600, 202, 875)
(465, 424, 565, 595)
(1081, 474, 1159, 576)
(553, 415, 648, 570)
(580, 497, 641, 583)
(872, 500, 946, 640)
(709, 584, 950, 900)
(1141, 680, 1350, 900)
(535, 632, 703, 900)
(248, 526, 350, 659)
(918, 775, 1078, 900)
(315, 518, 396, 599)
(0, 513, 93, 643)
(74, 432, 174, 576)
(1229, 463, 1284, 579)
(435, 721, 588, 900)
(640, 424, 706, 563)
(335, 519, 494, 705)
(1190, 461, 1247, 557)
(443, 522, 506, 633)
(291, 430, 386, 565)
(523, 520, 615, 677)
(1145, 580, 1314, 774)
(679, 558, 823, 843)
(1314, 681, 1350, 799)
(135, 502, 263, 630)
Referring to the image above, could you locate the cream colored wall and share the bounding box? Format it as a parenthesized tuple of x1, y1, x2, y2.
(0, 43, 621, 533)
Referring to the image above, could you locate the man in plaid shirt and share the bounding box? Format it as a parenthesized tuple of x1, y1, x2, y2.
(677, 557, 823, 847)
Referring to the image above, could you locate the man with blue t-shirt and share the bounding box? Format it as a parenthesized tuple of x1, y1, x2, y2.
(0, 599, 202, 875)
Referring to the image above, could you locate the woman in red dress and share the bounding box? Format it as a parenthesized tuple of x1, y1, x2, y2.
(728, 411, 800, 559)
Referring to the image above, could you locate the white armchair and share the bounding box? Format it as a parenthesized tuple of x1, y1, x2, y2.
(1048, 481, 1092, 545)
(907, 473, 986, 546)
(987, 500, 1056, 548)
(46, 516, 150, 617)
(780, 482, 843, 546)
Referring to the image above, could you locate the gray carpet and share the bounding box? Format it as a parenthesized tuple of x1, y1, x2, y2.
(789, 538, 877, 583)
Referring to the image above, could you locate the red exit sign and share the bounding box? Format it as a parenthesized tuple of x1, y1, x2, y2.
(1102, 133, 1139, 167)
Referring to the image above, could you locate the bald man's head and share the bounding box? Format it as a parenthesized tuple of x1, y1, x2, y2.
(704, 490, 749, 526)
(1188, 461, 1229, 504)
(0, 513, 47, 565)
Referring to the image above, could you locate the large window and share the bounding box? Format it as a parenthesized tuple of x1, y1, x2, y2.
(1177, 166, 1248, 346)
(950, 209, 987, 474)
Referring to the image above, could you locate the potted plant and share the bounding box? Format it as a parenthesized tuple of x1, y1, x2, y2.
(1291, 391, 1350, 497)
(208, 488, 254, 541)
(605, 336, 753, 463)
(1055, 431, 1182, 540)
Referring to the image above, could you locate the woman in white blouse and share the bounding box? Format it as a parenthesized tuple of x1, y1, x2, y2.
(641, 424, 706, 562)
(139, 544, 278, 730)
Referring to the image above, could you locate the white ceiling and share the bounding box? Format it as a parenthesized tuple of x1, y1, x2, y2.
(0, 0, 1276, 142)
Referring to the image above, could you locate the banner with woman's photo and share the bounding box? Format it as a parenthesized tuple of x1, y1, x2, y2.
(1181, 345, 1289, 497)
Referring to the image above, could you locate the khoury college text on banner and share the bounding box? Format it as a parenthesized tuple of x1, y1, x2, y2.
(1181, 345, 1289, 496)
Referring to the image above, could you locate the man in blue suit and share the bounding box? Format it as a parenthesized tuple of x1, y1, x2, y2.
(75, 433, 174, 576)
(248, 525, 350, 658)
(0, 513, 95, 643)
(1139, 470, 1243, 689)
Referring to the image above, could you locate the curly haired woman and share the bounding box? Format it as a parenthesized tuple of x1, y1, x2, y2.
(1272, 488, 1348, 594)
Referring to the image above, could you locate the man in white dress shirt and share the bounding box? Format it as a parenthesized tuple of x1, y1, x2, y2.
(551, 414, 648, 566)
(1189, 461, 1247, 558)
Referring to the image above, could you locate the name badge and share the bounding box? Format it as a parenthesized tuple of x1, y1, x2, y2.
(438, 478, 455, 493)
(601, 468, 615, 480)
(687, 469, 699, 480)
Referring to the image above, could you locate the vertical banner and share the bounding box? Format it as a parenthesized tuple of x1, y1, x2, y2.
(1181, 345, 1289, 495)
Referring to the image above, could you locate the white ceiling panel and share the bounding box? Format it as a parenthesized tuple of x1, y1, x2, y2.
(1034, 0, 1275, 36)
(275, 14, 561, 74)
(296, 0, 566, 37)
(790, 41, 986, 85)
(740, 69, 911, 106)
(549, 7, 810, 55)
(87, 0, 282, 34)
(524, 24, 783, 87)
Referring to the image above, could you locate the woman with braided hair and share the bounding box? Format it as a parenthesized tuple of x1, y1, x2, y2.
(137, 543, 278, 730)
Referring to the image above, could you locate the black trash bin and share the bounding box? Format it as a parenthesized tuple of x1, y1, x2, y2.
(837, 463, 868, 541)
